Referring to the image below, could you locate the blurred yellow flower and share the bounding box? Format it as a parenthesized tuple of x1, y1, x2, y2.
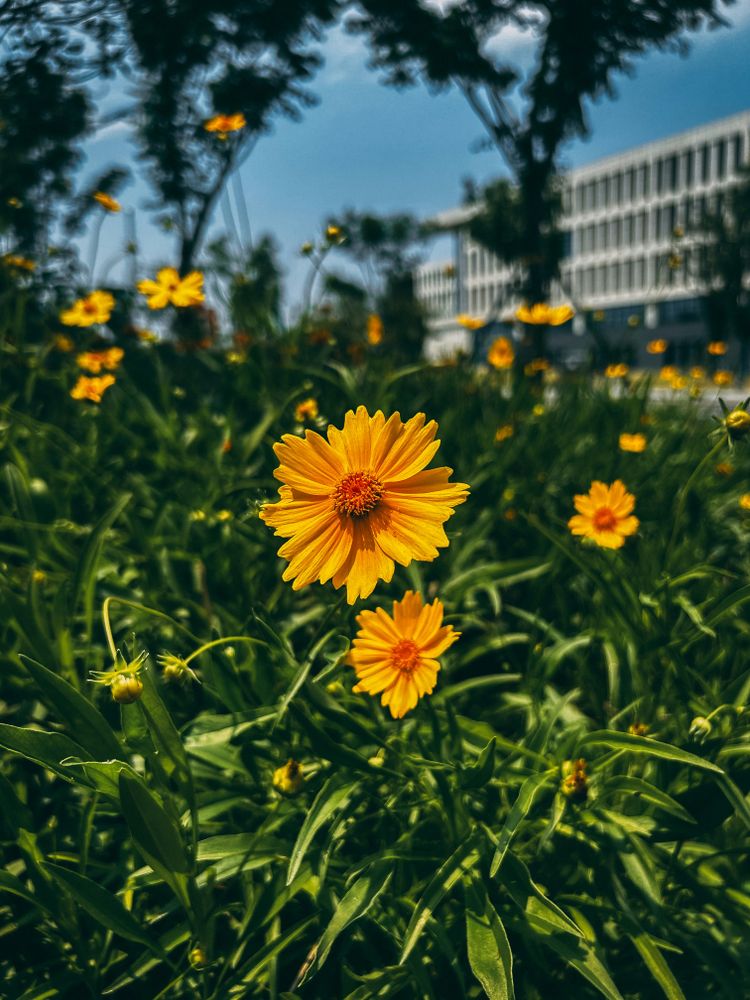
(347, 590, 459, 718)
(273, 759, 304, 794)
(294, 397, 319, 422)
(532, 403, 545, 417)
(524, 357, 550, 377)
(204, 113, 246, 139)
(7, 197, 21, 208)
(715, 462, 734, 478)
(300, 241, 314, 255)
(137, 267, 205, 309)
(673, 225, 684, 238)
(2, 253, 35, 271)
(671, 375, 688, 390)
(93, 191, 121, 213)
(568, 480, 639, 549)
(619, 433, 647, 453)
(627, 315, 640, 328)
(225, 350, 245, 364)
(325, 223, 342, 241)
(495, 424, 514, 443)
(707, 341, 727, 356)
(54, 334, 74, 352)
(487, 335, 514, 369)
(593, 310, 606, 322)
(70, 374, 115, 403)
(76, 347, 124, 374)
(725, 408, 750, 439)
(668, 253, 682, 270)
(740, 494, 750, 511)
(713, 370, 734, 387)
(60, 290, 115, 327)
(367, 313, 383, 346)
(659, 365, 679, 382)
(456, 313, 483, 330)
(260, 406, 469, 604)
(516, 303, 575, 326)
(134, 327, 158, 343)
(605, 363, 629, 378)
(690, 366, 706, 380)
(216, 509, 233, 522)
(646, 339, 668, 355)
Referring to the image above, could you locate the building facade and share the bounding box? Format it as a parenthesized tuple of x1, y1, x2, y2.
(415, 109, 750, 364)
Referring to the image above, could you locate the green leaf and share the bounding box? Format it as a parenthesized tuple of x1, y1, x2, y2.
(118, 772, 190, 875)
(136, 666, 190, 783)
(580, 731, 723, 774)
(43, 863, 158, 950)
(598, 775, 697, 825)
(630, 933, 686, 1000)
(286, 775, 355, 885)
(400, 837, 480, 964)
(716, 773, 750, 831)
(0, 770, 32, 836)
(497, 852, 582, 938)
(71, 493, 131, 634)
(0, 724, 91, 785)
(542, 933, 624, 1000)
(465, 875, 514, 1000)
(19, 655, 121, 760)
(461, 738, 496, 789)
(490, 771, 554, 876)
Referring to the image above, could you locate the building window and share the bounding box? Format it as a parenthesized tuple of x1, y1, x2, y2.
(656, 158, 664, 194)
(584, 182, 594, 211)
(598, 265, 607, 293)
(576, 185, 584, 213)
(470, 288, 478, 312)
(668, 155, 678, 192)
(597, 178, 607, 208)
(683, 148, 694, 187)
(716, 139, 727, 180)
(610, 262, 619, 292)
(624, 260, 633, 291)
(659, 298, 702, 325)
(470, 253, 477, 277)
(700, 143, 711, 183)
(732, 132, 744, 172)
(611, 218, 621, 247)
(597, 222, 607, 250)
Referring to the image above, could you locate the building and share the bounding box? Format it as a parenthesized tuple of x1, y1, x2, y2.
(415, 109, 750, 365)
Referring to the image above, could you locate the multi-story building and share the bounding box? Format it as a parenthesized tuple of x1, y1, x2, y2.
(415, 109, 750, 364)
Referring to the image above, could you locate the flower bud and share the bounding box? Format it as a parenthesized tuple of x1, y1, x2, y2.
(689, 716, 712, 742)
(725, 408, 750, 439)
(273, 759, 304, 795)
(111, 674, 143, 704)
(189, 945, 207, 969)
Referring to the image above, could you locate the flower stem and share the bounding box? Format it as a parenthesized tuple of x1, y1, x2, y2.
(665, 437, 725, 568)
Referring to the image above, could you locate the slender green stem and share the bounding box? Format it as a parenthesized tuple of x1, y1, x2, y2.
(665, 437, 725, 567)
(184, 635, 264, 665)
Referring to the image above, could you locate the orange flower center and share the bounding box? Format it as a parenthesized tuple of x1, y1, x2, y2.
(83, 301, 97, 314)
(390, 638, 420, 674)
(593, 506, 617, 531)
(332, 471, 383, 517)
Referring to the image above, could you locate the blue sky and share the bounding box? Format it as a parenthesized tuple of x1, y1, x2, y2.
(86, 0, 750, 312)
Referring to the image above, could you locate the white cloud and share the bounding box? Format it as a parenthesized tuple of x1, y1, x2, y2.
(319, 23, 370, 85)
(91, 120, 132, 143)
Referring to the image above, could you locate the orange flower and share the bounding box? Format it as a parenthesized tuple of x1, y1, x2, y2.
(659, 365, 679, 382)
(619, 433, 647, 453)
(568, 480, 639, 549)
(70, 374, 115, 403)
(295, 397, 319, 422)
(713, 370, 733, 387)
(605, 363, 629, 379)
(707, 341, 727, 356)
(60, 290, 115, 327)
(367, 313, 384, 346)
(93, 191, 121, 213)
(261, 406, 469, 603)
(346, 590, 459, 718)
(495, 424, 514, 443)
(690, 366, 706, 380)
(54, 334, 74, 352)
(487, 336, 514, 369)
(137, 267, 205, 309)
(204, 113, 246, 139)
(739, 494, 750, 511)
(456, 314, 484, 330)
(646, 339, 668, 355)
(524, 358, 550, 377)
(515, 303, 575, 326)
(2, 253, 35, 271)
(76, 347, 124, 374)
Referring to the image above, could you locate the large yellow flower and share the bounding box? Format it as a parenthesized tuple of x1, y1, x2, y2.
(137, 267, 205, 309)
(568, 480, 639, 549)
(70, 374, 116, 403)
(515, 303, 575, 326)
(60, 290, 115, 327)
(347, 590, 459, 718)
(261, 406, 469, 603)
(487, 335, 514, 369)
(204, 113, 246, 139)
(76, 347, 124, 374)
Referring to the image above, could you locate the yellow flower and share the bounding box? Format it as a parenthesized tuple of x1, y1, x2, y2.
(134, 327, 158, 342)
(605, 363, 629, 379)
(561, 758, 588, 802)
(668, 254, 682, 270)
(495, 424, 514, 443)
(659, 365, 679, 382)
(487, 335, 514, 369)
(93, 191, 121, 213)
(54, 334, 74, 352)
(740, 494, 750, 511)
(2, 253, 35, 271)
(137, 267, 205, 309)
(628, 722, 649, 737)
(89, 649, 147, 703)
(515, 303, 575, 326)
(627, 315, 640, 328)
(295, 397, 319, 422)
(216, 509, 233, 522)
(456, 314, 484, 330)
(261, 406, 469, 603)
(524, 357, 550, 376)
(76, 346, 124, 374)
(713, 370, 734, 387)
(367, 313, 383, 346)
(273, 759, 304, 794)
(593, 310, 606, 322)
(707, 341, 727, 356)
(670, 375, 688, 390)
(346, 590, 459, 718)
(204, 113, 246, 139)
(646, 339, 668, 355)
(7, 197, 21, 208)
(226, 350, 245, 364)
(715, 462, 734, 478)
(690, 366, 706, 380)
(60, 290, 115, 327)
(325, 223, 342, 241)
(725, 408, 750, 438)
(157, 652, 197, 683)
(300, 241, 314, 255)
(70, 374, 116, 403)
(532, 403, 545, 417)
(673, 225, 684, 239)
(568, 480, 639, 549)
(32, 569, 46, 584)
(619, 433, 647, 453)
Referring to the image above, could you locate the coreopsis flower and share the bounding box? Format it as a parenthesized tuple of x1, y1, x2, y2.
(90, 650, 148, 704)
(261, 406, 469, 603)
(76, 346, 124, 374)
(70, 374, 116, 403)
(714, 370, 734, 387)
(715, 462, 734, 478)
(346, 590, 460, 718)
(204, 113, 246, 139)
(524, 358, 550, 377)
(300, 241, 314, 256)
(273, 759, 304, 794)
(134, 327, 158, 343)
(725, 408, 750, 439)
(628, 722, 649, 737)
(668, 254, 682, 270)
(2, 253, 35, 271)
(671, 375, 688, 390)
(532, 404, 545, 417)
(659, 365, 679, 382)
(605, 363, 629, 379)
(54, 334, 74, 352)
(515, 302, 575, 326)
(740, 494, 750, 511)
(568, 480, 639, 549)
(325, 223, 343, 242)
(646, 339, 668, 355)
(690, 366, 706, 381)
(456, 314, 484, 330)
(60, 290, 115, 327)
(367, 313, 383, 346)
(216, 509, 232, 522)
(487, 335, 514, 369)
(495, 424, 514, 443)
(93, 191, 121, 213)
(137, 267, 205, 309)
(561, 759, 588, 802)
(295, 397, 319, 422)
(157, 652, 197, 683)
(707, 341, 727, 356)
(619, 433, 647, 453)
